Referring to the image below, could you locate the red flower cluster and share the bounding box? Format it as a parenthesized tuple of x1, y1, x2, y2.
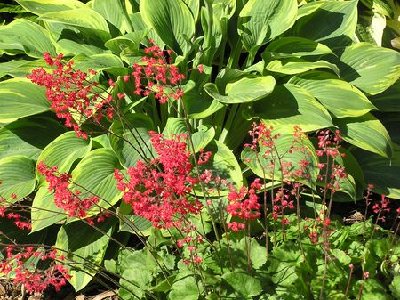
(115, 132, 207, 229)
(37, 162, 99, 218)
(28, 53, 114, 139)
(0, 246, 70, 293)
(129, 40, 185, 103)
(226, 179, 262, 231)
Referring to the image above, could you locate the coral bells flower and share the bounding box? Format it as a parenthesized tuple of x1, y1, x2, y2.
(28, 53, 114, 139)
(115, 132, 205, 229)
(226, 179, 262, 230)
(129, 40, 185, 103)
(37, 162, 99, 218)
(0, 246, 70, 294)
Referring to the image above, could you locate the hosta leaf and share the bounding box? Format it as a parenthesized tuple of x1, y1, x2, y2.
(44, 21, 108, 56)
(0, 19, 56, 58)
(71, 149, 122, 212)
(340, 43, 400, 95)
(109, 114, 154, 168)
(0, 156, 36, 203)
(238, 0, 298, 51)
(92, 0, 133, 34)
(163, 118, 215, 153)
(16, 0, 84, 14)
(263, 37, 332, 59)
(289, 72, 375, 118)
(0, 59, 50, 79)
(36, 131, 92, 177)
(266, 60, 339, 76)
(242, 133, 319, 185)
(140, 0, 195, 54)
(204, 76, 276, 104)
(370, 80, 400, 111)
(0, 116, 66, 160)
(352, 144, 400, 199)
(55, 218, 115, 291)
(0, 78, 49, 124)
(39, 8, 111, 40)
(291, 0, 358, 48)
(335, 114, 392, 158)
(248, 84, 332, 133)
(31, 185, 67, 232)
(72, 53, 124, 73)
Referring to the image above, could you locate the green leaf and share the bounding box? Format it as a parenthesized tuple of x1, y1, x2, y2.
(0, 128, 42, 160)
(0, 78, 49, 124)
(263, 37, 332, 59)
(140, 0, 195, 54)
(222, 271, 262, 298)
(109, 114, 154, 168)
(352, 144, 400, 199)
(71, 149, 122, 212)
(204, 140, 243, 190)
(39, 8, 111, 40)
(242, 133, 319, 185)
(370, 80, 400, 111)
(266, 60, 340, 76)
(238, 0, 298, 52)
(335, 114, 392, 158)
(55, 218, 115, 291)
(0, 115, 66, 160)
(248, 84, 332, 133)
(16, 0, 84, 14)
(340, 43, 400, 95)
(0, 59, 51, 79)
(36, 131, 92, 176)
(204, 76, 276, 104)
(31, 185, 67, 232)
(163, 119, 215, 153)
(390, 276, 400, 299)
(291, 0, 358, 48)
(169, 275, 201, 300)
(72, 53, 124, 73)
(92, 0, 133, 34)
(289, 72, 375, 118)
(0, 19, 56, 58)
(0, 156, 36, 203)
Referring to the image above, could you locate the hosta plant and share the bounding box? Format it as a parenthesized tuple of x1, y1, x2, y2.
(0, 0, 399, 298)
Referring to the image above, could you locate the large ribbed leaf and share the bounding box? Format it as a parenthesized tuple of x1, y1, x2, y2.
(353, 144, 400, 199)
(92, 0, 133, 34)
(56, 219, 115, 291)
(36, 131, 92, 177)
(289, 72, 375, 118)
(340, 43, 400, 95)
(71, 149, 122, 212)
(266, 60, 339, 76)
(370, 80, 400, 111)
(204, 76, 276, 104)
(109, 114, 154, 168)
(238, 0, 298, 52)
(335, 114, 392, 158)
(39, 8, 111, 41)
(0, 78, 49, 124)
(263, 37, 332, 59)
(0, 19, 56, 57)
(31, 185, 67, 232)
(0, 116, 66, 160)
(0, 156, 36, 203)
(249, 84, 332, 133)
(16, 0, 84, 14)
(291, 0, 358, 48)
(242, 133, 319, 185)
(140, 0, 195, 54)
